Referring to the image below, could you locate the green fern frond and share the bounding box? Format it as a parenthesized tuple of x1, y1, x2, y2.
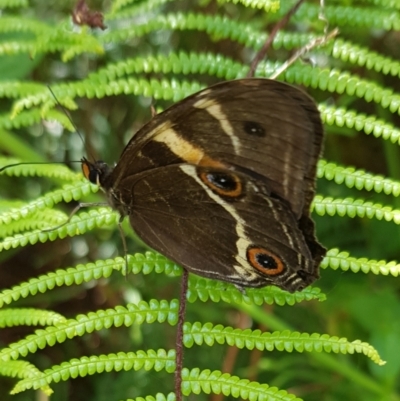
(293, 3, 400, 30)
(11, 349, 176, 394)
(322, 248, 400, 276)
(129, 252, 181, 277)
(0, 109, 74, 131)
(0, 208, 119, 251)
(0, 16, 51, 35)
(0, 159, 79, 181)
(187, 277, 326, 305)
(0, 360, 52, 395)
(103, 13, 262, 48)
(0, 258, 121, 307)
(313, 195, 400, 222)
(182, 368, 300, 400)
(125, 393, 176, 401)
(0, 208, 68, 237)
(110, 0, 176, 16)
(283, 64, 400, 113)
(317, 160, 400, 196)
(0, 81, 46, 99)
(0, 254, 180, 308)
(183, 323, 385, 365)
(0, 180, 97, 226)
(0, 308, 67, 327)
(320, 105, 400, 143)
(216, 0, 280, 11)
(13, 78, 204, 114)
(332, 39, 400, 77)
(91, 52, 247, 81)
(0, 301, 178, 362)
(0, 0, 28, 7)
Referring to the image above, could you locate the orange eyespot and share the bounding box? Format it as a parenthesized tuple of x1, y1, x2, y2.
(247, 246, 285, 276)
(199, 171, 243, 198)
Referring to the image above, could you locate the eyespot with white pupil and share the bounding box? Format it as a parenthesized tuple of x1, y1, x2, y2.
(247, 246, 285, 276)
(199, 171, 243, 198)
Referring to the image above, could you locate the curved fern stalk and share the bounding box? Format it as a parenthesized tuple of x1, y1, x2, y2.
(187, 276, 326, 306)
(182, 368, 302, 400)
(0, 308, 67, 327)
(0, 360, 52, 395)
(322, 248, 400, 276)
(0, 253, 180, 308)
(313, 195, 400, 222)
(288, 3, 400, 30)
(318, 160, 400, 196)
(183, 322, 385, 365)
(0, 300, 179, 363)
(12, 78, 205, 115)
(331, 38, 400, 78)
(11, 349, 176, 394)
(0, 109, 74, 132)
(89, 52, 248, 81)
(320, 105, 400, 144)
(276, 63, 400, 115)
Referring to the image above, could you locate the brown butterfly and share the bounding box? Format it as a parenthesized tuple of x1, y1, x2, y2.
(82, 78, 326, 293)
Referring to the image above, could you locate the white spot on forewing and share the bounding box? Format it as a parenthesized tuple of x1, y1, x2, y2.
(180, 164, 258, 281)
(193, 97, 241, 154)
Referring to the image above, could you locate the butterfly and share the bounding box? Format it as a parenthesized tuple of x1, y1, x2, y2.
(81, 78, 326, 293)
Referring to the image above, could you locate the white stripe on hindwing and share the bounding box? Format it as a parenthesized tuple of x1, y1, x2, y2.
(193, 97, 241, 154)
(179, 164, 259, 281)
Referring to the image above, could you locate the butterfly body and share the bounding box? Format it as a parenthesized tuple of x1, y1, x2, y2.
(83, 78, 326, 293)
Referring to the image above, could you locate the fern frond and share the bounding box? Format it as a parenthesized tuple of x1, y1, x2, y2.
(103, 13, 263, 48)
(182, 368, 300, 400)
(0, 254, 180, 308)
(0, 16, 51, 35)
(313, 195, 400, 222)
(0, 360, 52, 395)
(0, 81, 47, 99)
(283, 64, 400, 114)
(0, 180, 97, 225)
(317, 160, 400, 196)
(322, 248, 400, 276)
(293, 3, 400, 30)
(0, 0, 28, 7)
(124, 393, 175, 401)
(0, 258, 121, 307)
(0, 301, 178, 362)
(13, 78, 204, 114)
(110, 0, 177, 16)
(332, 39, 400, 77)
(0, 308, 67, 327)
(0, 208, 67, 237)
(216, 0, 280, 11)
(183, 323, 385, 365)
(0, 159, 79, 181)
(0, 208, 119, 251)
(0, 109, 74, 131)
(187, 277, 326, 305)
(320, 105, 400, 143)
(11, 349, 176, 394)
(90, 52, 247, 81)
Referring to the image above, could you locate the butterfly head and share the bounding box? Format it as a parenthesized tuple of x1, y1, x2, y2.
(81, 157, 112, 189)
